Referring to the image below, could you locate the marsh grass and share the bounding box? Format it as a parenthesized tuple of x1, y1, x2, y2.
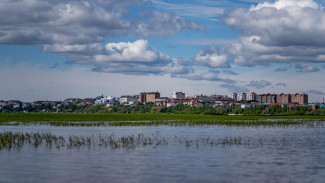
(0, 131, 306, 151)
(0, 132, 169, 151)
(0, 113, 324, 127)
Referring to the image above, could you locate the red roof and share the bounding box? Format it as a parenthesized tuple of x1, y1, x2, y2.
(242, 93, 247, 95)
(251, 92, 256, 94)
(233, 93, 238, 94)
(171, 98, 191, 101)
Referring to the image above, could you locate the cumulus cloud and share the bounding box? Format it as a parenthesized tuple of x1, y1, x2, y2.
(194, 46, 230, 68)
(45, 40, 170, 74)
(304, 89, 325, 95)
(276, 82, 287, 87)
(0, 0, 203, 45)
(221, 0, 325, 66)
(0, 0, 135, 44)
(247, 80, 272, 89)
(44, 40, 234, 83)
(136, 11, 205, 37)
(295, 64, 320, 72)
(274, 67, 288, 72)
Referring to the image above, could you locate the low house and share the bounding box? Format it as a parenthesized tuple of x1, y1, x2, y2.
(0, 100, 7, 107)
(241, 103, 251, 109)
(95, 96, 118, 106)
(64, 98, 82, 104)
(167, 102, 176, 107)
(155, 97, 170, 106)
(119, 95, 139, 104)
(212, 101, 226, 108)
(0, 100, 7, 110)
(171, 98, 192, 105)
(189, 100, 203, 107)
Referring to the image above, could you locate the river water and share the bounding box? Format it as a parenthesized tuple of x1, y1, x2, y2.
(0, 124, 324, 183)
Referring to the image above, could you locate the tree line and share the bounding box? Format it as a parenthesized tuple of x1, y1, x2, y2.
(3, 103, 325, 116)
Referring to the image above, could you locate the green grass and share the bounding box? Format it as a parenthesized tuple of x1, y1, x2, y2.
(0, 113, 324, 127)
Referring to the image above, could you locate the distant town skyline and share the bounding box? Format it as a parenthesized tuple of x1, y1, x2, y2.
(1, 0, 325, 102)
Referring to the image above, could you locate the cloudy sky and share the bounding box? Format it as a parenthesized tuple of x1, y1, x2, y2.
(1, 0, 325, 102)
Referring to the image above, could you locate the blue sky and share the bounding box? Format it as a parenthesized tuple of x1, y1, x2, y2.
(0, 0, 325, 102)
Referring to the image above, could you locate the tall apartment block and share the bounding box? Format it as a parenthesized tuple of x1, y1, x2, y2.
(258, 93, 277, 103)
(258, 93, 308, 104)
(139, 92, 160, 103)
(248, 92, 258, 101)
(291, 93, 308, 104)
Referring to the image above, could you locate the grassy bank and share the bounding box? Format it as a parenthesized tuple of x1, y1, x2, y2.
(0, 113, 324, 127)
(1, 113, 325, 122)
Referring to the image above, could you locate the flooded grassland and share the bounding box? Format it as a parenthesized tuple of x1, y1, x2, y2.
(0, 114, 324, 183)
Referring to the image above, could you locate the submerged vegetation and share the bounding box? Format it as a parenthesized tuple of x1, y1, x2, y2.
(0, 132, 169, 151)
(0, 131, 288, 151)
(0, 113, 325, 127)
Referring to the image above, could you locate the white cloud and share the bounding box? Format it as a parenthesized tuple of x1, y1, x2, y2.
(194, 46, 230, 68)
(103, 40, 170, 63)
(0, 0, 134, 44)
(44, 40, 170, 74)
(250, 0, 319, 10)
(221, 0, 325, 66)
(0, 0, 204, 44)
(136, 11, 205, 37)
(44, 40, 235, 83)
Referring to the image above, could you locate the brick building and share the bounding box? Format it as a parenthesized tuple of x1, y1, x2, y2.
(155, 97, 170, 106)
(258, 93, 277, 103)
(258, 93, 308, 104)
(139, 92, 160, 103)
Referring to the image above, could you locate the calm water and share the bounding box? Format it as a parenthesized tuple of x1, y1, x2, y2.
(1, 124, 325, 183)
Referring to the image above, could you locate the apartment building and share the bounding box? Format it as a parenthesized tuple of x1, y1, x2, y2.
(139, 92, 160, 103)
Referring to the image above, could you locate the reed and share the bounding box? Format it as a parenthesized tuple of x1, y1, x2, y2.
(0, 131, 300, 151)
(0, 113, 324, 128)
(0, 132, 168, 151)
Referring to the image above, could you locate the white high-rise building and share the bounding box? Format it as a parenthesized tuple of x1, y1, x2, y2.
(241, 93, 247, 101)
(230, 93, 238, 101)
(172, 92, 185, 99)
(248, 92, 257, 101)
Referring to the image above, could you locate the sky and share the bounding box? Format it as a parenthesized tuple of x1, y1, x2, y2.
(1, 0, 325, 102)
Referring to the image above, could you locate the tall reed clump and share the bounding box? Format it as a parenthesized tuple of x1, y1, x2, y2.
(0, 132, 168, 151)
